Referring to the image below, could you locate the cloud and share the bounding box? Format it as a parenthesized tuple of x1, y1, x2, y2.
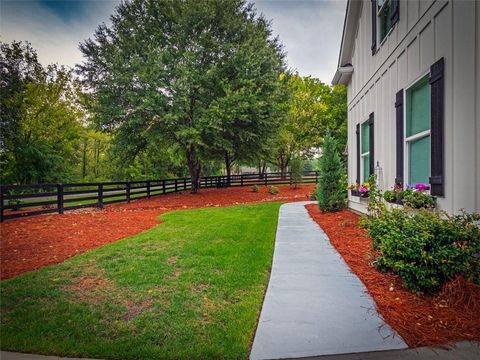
(254, 0, 346, 83)
(0, 0, 119, 69)
(0, 0, 346, 83)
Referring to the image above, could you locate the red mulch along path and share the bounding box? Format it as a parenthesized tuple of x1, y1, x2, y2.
(0, 185, 315, 280)
(305, 204, 480, 348)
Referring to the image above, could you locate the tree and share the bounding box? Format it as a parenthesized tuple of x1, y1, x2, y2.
(316, 130, 346, 212)
(289, 156, 303, 188)
(269, 74, 347, 176)
(0, 41, 83, 184)
(78, 0, 285, 193)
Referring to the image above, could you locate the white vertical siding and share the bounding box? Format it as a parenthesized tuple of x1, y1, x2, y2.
(451, 0, 477, 213)
(346, 0, 480, 214)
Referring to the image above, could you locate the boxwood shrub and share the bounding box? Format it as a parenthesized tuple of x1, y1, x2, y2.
(367, 208, 480, 294)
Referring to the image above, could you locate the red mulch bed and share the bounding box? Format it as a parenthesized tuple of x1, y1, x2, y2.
(0, 185, 315, 280)
(305, 204, 480, 348)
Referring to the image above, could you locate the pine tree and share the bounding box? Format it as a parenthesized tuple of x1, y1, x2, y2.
(317, 130, 346, 211)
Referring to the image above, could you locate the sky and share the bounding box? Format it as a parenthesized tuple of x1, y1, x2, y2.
(0, 0, 346, 84)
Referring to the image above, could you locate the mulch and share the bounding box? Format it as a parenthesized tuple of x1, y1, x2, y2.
(0, 184, 315, 280)
(305, 204, 480, 348)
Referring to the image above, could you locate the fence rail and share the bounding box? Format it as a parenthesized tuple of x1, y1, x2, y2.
(0, 171, 319, 221)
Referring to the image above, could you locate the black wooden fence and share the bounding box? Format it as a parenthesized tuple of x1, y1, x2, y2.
(0, 171, 318, 221)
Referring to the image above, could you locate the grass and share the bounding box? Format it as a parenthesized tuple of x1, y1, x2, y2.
(0, 202, 282, 359)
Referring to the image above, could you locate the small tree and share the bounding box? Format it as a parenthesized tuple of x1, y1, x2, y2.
(290, 156, 303, 188)
(317, 130, 346, 211)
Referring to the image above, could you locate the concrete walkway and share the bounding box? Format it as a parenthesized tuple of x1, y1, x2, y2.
(250, 201, 407, 360)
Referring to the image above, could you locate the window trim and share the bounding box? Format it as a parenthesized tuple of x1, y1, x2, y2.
(375, 0, 395, 50)
(360, 120, 370, 183)
(403, 72, 431, 186)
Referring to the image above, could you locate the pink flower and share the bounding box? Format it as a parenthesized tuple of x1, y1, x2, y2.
(415, 183, 430, 191)
(358, 185, 368, 193)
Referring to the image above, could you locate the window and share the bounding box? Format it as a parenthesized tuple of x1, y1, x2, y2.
(405, 75, 430, 185)
(361, 120, 370, 182)
(377, 0, 394, 43)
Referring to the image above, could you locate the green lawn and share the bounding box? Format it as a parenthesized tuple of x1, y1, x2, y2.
(0, 202, 282, 359)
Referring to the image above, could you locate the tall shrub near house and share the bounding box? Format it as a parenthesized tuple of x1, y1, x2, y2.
(317, 130, 346, 211)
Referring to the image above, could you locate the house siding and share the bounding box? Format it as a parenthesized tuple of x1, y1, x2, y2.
(346, 0, 480, 214)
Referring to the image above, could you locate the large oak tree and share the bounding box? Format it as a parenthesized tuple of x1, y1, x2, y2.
(78, 0, 285, 192)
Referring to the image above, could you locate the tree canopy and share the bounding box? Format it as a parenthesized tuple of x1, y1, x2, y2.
(78, 0, 285, 192)
(0, 41, 83, 184)
(269, 73, 347, 176)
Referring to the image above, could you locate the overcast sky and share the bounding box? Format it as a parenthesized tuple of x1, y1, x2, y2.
(0, 0, 346, 84)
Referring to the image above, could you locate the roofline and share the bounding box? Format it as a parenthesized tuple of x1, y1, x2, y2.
(332, 0, 362, 85)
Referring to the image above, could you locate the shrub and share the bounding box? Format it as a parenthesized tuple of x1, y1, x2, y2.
(383, 190, 396, 203)
(290, 157, 303, 189)
(317, 130, 346, 212)
(268, 186, 279, 195)
(251, 184, 259, 193)
(367, 209, 480, 294)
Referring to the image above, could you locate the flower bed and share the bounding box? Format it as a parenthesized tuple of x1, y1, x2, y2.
(305, 205, 480, 347)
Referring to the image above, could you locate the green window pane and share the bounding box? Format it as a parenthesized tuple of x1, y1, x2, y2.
(361, 121, 369, 153)
(362, 155, 370, 182)
(409, 136, 430, 184)
(407, 77, 430, 137)
(378, 0, 393, 42)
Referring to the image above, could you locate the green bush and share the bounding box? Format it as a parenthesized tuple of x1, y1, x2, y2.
(251, 184, 259, 193)
(367, 209, 480, 293)
(383, 190, 396, 203)
(317, 130, 346, 212)
(268, 186, 279, 195)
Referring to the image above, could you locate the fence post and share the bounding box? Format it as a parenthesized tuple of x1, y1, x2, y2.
(98, 183, 104, 209)
(0, 185, 4, 222)
(264, 173, 268, 186)
(184, 178, 187, 191)
(126, 181, 131, 203)
(162, 179, 166, 194)
(57, 184, 64, 214)
(147, 181, 151, 198)
(315, 171, 319, 183)
(240, 174, 244, 186)
(174, 179, 178, 192)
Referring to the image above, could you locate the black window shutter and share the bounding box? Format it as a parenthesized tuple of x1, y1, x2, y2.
(395, 89, 404, 187)
(368, 113, 375, 176)
(390, 0, 399, 26)
(356, 124, 360, 183)
(429, 58, 445, 196)
(371, 0, 377, 55)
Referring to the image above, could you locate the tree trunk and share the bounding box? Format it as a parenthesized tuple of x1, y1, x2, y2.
(94, 140, 99, 178)
(261, 161, 267, 175)
(82, 138, 88, 179)
(187, 146, 202, 193)
(278, 154, 289, 179)
(224, 151, 233, 186)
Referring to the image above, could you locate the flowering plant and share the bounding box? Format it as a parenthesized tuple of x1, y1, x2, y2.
(347, 183, 358, 191)
(348, 181, 370, 196)
(384, 183, 435, 209)
(359, 182, 370, 193)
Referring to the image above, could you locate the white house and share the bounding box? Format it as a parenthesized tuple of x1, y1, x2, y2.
(333, 0, 480, 214)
